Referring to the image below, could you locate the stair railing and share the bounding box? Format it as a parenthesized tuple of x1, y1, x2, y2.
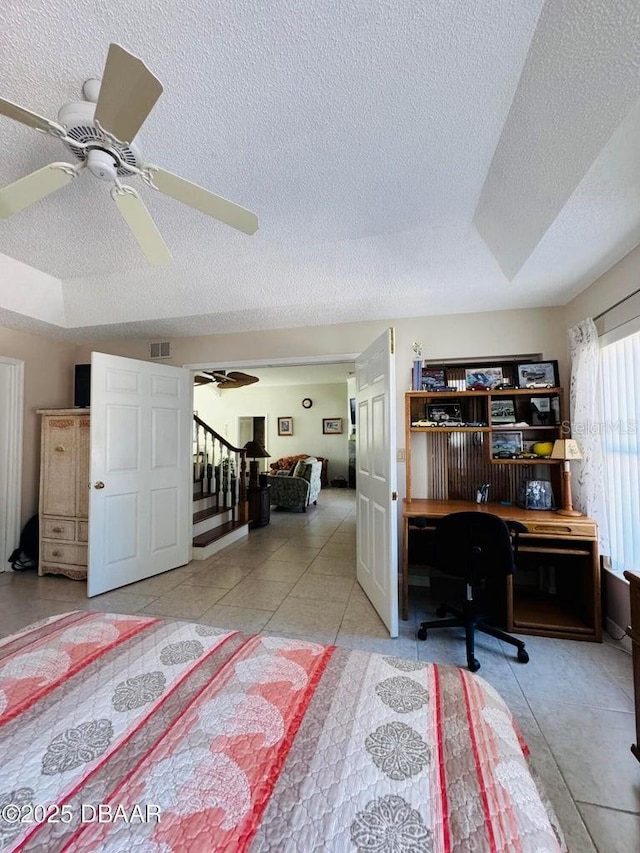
(193, 414, 247, 520)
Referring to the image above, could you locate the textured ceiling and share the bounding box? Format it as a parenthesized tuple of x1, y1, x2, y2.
(0, 0, 639, 341)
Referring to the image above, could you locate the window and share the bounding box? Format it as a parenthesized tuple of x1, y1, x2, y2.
(599, 330, 640, 575)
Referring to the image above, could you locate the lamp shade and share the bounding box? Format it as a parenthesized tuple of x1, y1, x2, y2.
(550, 439, 582, 461)
(243, 439, 270, 459)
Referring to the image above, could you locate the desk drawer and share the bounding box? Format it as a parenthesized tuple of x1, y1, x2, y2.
(42, 541, 87, 566)
(524, 520, 596, 538)
(42, 518, 75, 540)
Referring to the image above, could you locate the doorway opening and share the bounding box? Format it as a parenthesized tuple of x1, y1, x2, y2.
(0, 357, 23, 570)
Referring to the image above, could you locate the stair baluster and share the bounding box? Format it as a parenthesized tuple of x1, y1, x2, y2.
(192, 414, 248, 538)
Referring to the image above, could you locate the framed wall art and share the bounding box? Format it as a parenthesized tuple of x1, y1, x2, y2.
(277, 416, 293, 436)
(490, 398, 516, 425)
(491, 431, 523, 457)
(516, 360, 559, 389)
(465, 367, 503, 390)
(323, 418, 343, 435)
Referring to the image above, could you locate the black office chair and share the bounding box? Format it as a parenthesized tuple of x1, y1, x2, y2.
(416, 512, 529, 672)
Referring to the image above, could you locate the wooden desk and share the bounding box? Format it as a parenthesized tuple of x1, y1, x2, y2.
(624, 570, 640, 762)
(402, 499, 601, 641)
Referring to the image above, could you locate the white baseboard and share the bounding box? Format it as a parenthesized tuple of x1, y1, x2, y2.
(605, 617, 632, 652)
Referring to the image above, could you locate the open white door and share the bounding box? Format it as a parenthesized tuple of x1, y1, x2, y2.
(88, 352, 192, 597)
(355, 328, 398, 636)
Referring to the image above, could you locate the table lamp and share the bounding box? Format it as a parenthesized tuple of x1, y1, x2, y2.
(243, 439, 270, 487)
(550, 439, 582, 516)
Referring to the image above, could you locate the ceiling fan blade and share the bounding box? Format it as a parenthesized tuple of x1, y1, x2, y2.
(95, 44, 163, 143)
(227, 371, 259, 386)
(194, 374, 214, 385)
(0, 97, 66, 136)
(111, 186, 172, 265)
(0, 163, 76, 218)
(150, 168, 259, 235)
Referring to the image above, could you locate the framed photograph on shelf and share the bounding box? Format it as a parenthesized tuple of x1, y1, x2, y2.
(323, 417, 343, 435)
(277, 416, 293, 436)
(491, 431, 523, 457)
(490, 398, 516, 425)
(530, 396, 554, 426)
(516, 360, 559, 389)
(465, 366, 503, 390)
(425, 402, 462, 424)
(421, 367, 446, 390)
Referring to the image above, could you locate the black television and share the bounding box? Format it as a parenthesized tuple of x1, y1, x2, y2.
(74, 364, 91, 408)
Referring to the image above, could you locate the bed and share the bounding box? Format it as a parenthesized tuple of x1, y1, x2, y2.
(0, 611, 565, 852)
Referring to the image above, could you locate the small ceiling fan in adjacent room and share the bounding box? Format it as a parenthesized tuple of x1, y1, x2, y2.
(0, 43, 259, 264)
(194, 370, 260, 389)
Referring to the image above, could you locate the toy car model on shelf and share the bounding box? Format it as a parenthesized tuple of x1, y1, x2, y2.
(422, 384, 457, 392)
(523, 382, 554, 389)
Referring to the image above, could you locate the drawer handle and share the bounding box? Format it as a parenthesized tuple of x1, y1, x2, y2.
(51, 550, 62, 557)
(55, 445, 65, 453)
(52, 526, 63, 533)
(534, 525, 572, 533)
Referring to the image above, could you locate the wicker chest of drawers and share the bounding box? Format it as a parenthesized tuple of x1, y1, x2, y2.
(37, 409, 90, 580)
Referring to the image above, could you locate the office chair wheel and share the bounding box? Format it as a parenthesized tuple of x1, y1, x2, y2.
(467, 658, 481, 673)
(517, 648, 529, 664)
(417, 627, 428, 641)
(435, 605, 448, 618)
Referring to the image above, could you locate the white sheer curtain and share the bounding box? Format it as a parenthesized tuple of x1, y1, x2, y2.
(598, 331, 640, 574)
(568, 319, 609, 554)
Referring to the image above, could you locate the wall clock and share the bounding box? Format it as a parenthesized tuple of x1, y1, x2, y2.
(302, 398, 313, 409)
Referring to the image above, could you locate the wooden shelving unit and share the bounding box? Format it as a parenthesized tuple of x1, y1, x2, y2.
(401, 362, 601, 641)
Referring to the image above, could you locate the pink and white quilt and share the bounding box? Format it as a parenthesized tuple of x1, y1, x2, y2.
(0, 611, 565, 852)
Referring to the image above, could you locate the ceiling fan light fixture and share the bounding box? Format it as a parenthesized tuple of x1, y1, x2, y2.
(86, 148, 118, 181)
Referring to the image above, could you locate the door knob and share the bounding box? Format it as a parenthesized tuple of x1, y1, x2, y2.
(94, 481, 105, 489)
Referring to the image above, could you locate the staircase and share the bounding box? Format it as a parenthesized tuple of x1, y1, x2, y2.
(192, 415, 249, 559)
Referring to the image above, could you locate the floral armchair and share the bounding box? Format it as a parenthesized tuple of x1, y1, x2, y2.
(269, 454, 329, 487)
(267, 458, 322, 511)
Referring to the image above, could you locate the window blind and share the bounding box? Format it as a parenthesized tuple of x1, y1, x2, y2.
(599, 330, 640, 575)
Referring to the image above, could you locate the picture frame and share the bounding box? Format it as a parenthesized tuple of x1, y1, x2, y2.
(516, 360, 559, 389)
(425, 402, 462, 424)
(421, 367, 446, 390)
(491, 430, 523, 457)
(518, 479, 555, 510)
(465, 366, 503, 390)
(323, 417, 343, 435)
(490, 398, 516, 425)
(277, 416, 293, 436)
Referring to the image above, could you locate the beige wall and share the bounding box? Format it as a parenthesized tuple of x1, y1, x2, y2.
(0, 326, 75, 526)
(75, 307, 567, 376)
(564, 243, 640, 331)
(76, 306, 567, 500)
(194, 381, 350, 479)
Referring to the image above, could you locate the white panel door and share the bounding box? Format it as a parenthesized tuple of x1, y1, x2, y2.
(88, 352, 192, 596)
(355, 328, 398, 636)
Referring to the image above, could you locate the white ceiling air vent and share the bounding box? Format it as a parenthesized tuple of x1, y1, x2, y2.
(149, 341, 171, 359)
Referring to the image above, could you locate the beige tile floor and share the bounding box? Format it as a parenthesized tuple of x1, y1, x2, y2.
(1, 489, 638, 851)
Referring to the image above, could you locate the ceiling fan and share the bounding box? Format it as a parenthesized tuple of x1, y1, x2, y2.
(194, 370, 259, 389)
(0, 43, 258, 264)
